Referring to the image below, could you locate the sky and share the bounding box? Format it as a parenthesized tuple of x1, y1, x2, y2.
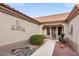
(7, 3, 75, 18)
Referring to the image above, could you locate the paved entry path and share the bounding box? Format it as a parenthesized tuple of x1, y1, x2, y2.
(53, 42, 79, 56)
(32, 39, 56, 56)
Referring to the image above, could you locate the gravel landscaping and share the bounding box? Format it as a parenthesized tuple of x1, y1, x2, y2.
(0, 39, 49, 56)
(0, 45, 39, 56)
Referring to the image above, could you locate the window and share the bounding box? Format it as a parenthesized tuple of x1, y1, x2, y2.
(70, 25, 73, 35)
(58, 27, 62, 35)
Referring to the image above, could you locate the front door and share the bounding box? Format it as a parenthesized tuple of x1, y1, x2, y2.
(51, 27, 56, 39)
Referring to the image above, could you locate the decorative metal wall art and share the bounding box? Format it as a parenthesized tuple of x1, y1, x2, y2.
(11, 20, 25, 32)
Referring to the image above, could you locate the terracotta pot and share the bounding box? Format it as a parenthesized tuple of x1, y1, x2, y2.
(59, 43, 65, 48)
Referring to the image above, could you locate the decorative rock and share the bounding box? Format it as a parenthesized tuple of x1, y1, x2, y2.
(0, 46, 38, 56)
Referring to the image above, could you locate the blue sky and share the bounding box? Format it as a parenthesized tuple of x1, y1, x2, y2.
(7, 3, 75, 17)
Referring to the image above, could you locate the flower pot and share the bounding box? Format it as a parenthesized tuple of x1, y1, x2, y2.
(59, 43, 65, 48)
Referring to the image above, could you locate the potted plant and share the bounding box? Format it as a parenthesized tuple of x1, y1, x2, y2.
(58, 33, 65, 48)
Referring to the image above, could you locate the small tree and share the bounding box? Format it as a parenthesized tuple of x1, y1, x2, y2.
(59, 33, 65, 43)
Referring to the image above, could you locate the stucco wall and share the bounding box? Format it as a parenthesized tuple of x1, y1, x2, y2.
(68, 14, 79, 53)
(0, 11, 39, 46)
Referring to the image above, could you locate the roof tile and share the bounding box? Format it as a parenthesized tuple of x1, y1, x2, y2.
(35, 13, 69, 23)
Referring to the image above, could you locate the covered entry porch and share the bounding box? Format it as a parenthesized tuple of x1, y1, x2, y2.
(42, 25, 64, 40)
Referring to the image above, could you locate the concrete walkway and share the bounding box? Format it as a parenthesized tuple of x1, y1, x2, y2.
(53, 42, 79, 56)
(31, 39, 56, 56)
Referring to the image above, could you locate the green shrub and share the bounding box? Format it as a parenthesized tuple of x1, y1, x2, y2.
(59, 33, 65, 43)
(29, 35, 45, 45)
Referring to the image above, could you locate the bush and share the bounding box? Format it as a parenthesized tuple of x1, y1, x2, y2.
(29, 35, 45, 45)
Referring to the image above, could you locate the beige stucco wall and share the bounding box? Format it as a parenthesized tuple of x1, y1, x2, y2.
(39, 22, 69, 38)
(0, 11, 39, 46)
(68, 14, 79, 53)
(68, 15, 79, 45)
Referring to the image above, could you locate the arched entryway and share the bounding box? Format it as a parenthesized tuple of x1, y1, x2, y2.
(42, 24, 64, 40)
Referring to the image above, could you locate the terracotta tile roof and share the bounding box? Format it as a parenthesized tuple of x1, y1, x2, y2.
(66, 4, 79, 22)
(76, 4, 79, 8)
(35, 13, 70, 23)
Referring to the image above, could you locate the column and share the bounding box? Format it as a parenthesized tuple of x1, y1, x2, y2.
(56, 27, 58, 40)
(44, 28, 47, 35)
(50, 27, 52, 38)
(45, 28, 47, 35)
